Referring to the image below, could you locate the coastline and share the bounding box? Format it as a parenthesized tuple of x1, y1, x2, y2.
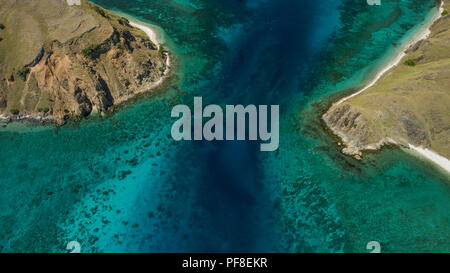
(114, 19, 171, 105)
(323, 0, 450, 174)
(0, 113, 54, 124)
(336, 0, 444, 105)
(126, 20, 172, 76)
(0, 12, 171, 127)
(129, 21, 161, 50)
(407, 145, 450, 174)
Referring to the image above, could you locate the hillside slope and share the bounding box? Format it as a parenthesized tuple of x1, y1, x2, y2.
(0, 0, 168, 124)
(323, 1, 450, 159)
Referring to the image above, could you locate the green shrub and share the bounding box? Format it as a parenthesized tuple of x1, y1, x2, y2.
(82, 48, 93, 56)
(82, 44, 102, 59)
(404, 59, 416, 66)
(111, 32, 120, 45)
(118, 17, 130, 26)
(10, 108, 19, 115)
(0, 24, 5, 30)
(17, 67, 30, 81)
(94, 7, 108, 18)
(38, 107, 49, 113)
(159, 46, 167, 58)
(442, 10, 448, 16)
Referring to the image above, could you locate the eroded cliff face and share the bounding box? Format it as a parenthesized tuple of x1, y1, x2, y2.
(0, 0, 168, 124)
(323, 103, 378, 159)
(323, 3, 450, 159)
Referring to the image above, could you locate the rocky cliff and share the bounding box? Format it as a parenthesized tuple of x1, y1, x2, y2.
(323, 1, 450, 159)
(0, 0, 168, 124)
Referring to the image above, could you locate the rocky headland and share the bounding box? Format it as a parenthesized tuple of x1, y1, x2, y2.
(0, 0, 169, 125)
(323, 0, 449, 170)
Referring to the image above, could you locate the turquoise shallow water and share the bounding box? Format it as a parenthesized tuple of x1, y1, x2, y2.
(0, 0, 449, 252)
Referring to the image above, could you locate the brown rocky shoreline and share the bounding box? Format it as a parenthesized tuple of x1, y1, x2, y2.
(322, 0, 449, 164)
(0, 0, 169, 125)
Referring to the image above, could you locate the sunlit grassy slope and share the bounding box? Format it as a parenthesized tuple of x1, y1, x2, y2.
(324, 1, 450, 158)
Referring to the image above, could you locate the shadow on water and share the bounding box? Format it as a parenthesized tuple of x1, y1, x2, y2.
(154, 0, 326, 252)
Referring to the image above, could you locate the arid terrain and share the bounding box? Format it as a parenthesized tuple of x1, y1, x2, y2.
(323, 1, 449, 160)
(0, 0, 168, 124)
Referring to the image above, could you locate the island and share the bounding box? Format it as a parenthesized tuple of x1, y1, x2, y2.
(323, 0, 449, 172)
(0, 0, 169, 125)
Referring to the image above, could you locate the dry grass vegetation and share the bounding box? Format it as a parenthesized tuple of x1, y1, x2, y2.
(0, 0, 165, 124)
(323, 1, 450, 158)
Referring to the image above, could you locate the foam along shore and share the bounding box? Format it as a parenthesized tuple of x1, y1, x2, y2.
(113, 20, 171, 105)
(129, 21, 161, 50)
(407, 145, 450, 174)
(129, 20, 171, 76)
(1, 18, 171, 124)
(327, 0, 450, 175)
(335, 0, 445, 105)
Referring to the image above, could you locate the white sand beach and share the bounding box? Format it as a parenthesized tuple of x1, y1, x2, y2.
(333, 1, 450, 174)
(129, 20, 171, 76)
(129, 21, 161, 50)
(336, 0, 445, 105)
(113, 20, 171, 105)
(408, 145, 450, 174)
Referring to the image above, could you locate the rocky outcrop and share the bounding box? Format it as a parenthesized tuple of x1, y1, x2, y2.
(323, 1, 450, 159)
(25, 48, 45, 68)
(323, 103, 387, 159)
(0, 0, 168, 125)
